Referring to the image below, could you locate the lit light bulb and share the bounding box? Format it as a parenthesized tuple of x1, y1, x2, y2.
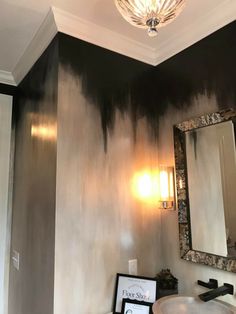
(132, 170, 159, 204)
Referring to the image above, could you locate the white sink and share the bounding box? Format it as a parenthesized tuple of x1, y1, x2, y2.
(153, 295, 236, 314)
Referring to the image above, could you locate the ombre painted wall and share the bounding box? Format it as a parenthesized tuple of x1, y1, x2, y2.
(54, 37, 163, 314)
(55, 21, 236, 312)
(8, 20, 236, 314)
(8, 39, 58, 314)
(157, 23, 236, 306)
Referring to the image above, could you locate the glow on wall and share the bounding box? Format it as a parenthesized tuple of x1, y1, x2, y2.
(132, 167, 174, 208)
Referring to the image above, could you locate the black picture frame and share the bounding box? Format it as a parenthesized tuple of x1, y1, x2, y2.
(113, 273, 157, 314)
(121, 299, 152, 314)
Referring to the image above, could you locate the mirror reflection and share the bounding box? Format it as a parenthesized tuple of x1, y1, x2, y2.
(185, 121, 236, 257)
(175, 109, 236, 272)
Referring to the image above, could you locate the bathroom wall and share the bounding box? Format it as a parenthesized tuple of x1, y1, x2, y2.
(8, 38, 58, 314)
(54, 34, 163, 314)
(0, 93, 12, 314)
(7, 18, 236, 314)
(157, 22, 236, 305)
(160, 98, 236, 306)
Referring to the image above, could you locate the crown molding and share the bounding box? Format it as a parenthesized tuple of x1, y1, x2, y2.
(52, 7, 157, 65)
(4, 0, 236, 86)
(51, 1, 236, 67)
(0, 71, 16, 86)
(153, 0, 236, 65)
(12, 8, 57, 85)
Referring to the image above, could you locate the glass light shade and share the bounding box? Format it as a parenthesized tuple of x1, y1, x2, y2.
(131, 167, 175, 209)
(115, 0, 186, 37)
(159, 166, 175, 210)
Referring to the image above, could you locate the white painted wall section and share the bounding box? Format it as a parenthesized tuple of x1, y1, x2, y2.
(0, 94, 13, 314)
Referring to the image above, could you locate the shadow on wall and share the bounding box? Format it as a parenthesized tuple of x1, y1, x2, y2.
(59, 21, 236, 151)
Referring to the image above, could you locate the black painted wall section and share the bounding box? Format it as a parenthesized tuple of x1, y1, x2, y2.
(0, 83, 17, 97)
(59, 21, 236, 150)
(9, 37, 58, 314)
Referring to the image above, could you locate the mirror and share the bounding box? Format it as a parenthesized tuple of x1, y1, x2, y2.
(186, 120, 236, 257)
(174, 109, 236, 272)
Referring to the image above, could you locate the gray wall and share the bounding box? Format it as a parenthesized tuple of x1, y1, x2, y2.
(0, 94, 12, 314)
(54, 66, 162, 314)
(8, 39, 58, 314)
(159, 95, 236, 306)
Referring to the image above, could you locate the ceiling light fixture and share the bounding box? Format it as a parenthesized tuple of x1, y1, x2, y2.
(114, 0, 186, 37)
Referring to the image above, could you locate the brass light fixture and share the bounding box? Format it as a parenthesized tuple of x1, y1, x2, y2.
(114, 0, 186, 37)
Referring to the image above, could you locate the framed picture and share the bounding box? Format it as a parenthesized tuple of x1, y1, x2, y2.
(121, 299, 152, 314)
(113, 273, 157, 313)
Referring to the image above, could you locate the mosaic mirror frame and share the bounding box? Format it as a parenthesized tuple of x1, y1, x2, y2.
(174, 108, 236, 273)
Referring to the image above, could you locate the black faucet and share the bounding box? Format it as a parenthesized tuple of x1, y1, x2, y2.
(197, 279, 218, 289)
(199, 283, 234, 302)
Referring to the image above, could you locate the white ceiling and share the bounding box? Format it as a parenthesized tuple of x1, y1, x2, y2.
(0, 0, 235, 86)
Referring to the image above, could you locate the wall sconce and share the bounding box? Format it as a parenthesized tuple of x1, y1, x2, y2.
(131, 166, 175, 210)
(158, 166, 175, 210)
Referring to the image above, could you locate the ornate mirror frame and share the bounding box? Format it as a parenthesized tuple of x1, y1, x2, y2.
(174, 109, 236, 273)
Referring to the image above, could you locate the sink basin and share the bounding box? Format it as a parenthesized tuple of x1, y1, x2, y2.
(153, 295, 236, 314)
